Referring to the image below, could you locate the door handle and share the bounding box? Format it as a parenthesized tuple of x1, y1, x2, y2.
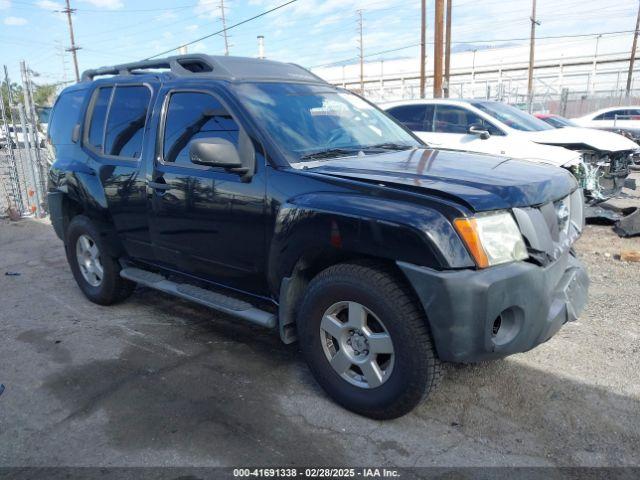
(148, 181, 170, 191)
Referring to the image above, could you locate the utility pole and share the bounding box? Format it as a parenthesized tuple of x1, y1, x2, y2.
(357, 10, 364, 95)
(62, 0, 80, 82)
(444, 0, 452, 98)
(527, 0, 540, 112)
(220, 0, 230, 56)
(433, 0, 444, 98)
(626, 0, 640, 97)
(419, 0, 426, 98)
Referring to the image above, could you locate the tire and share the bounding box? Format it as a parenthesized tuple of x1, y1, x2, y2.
(297, 261, 441, 419)
(65, 215, 135, 305)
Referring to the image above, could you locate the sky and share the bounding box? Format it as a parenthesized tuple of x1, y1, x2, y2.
(0, 0, 639, 87)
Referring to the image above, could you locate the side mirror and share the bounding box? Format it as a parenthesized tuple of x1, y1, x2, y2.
(468, 124, 490, 140)
(189, 138, 248, 174)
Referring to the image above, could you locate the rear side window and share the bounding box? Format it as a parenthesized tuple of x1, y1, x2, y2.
(162, 92, 240, 166)
(387, 104, 434, 132)
(86, 87, 113, 151)
(104, 86, 151, 158)
(48, 89, 86, 146)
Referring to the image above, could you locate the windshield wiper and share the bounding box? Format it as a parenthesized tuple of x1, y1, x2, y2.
(361, 143, 414, 151)
(298, 147, 361, 162)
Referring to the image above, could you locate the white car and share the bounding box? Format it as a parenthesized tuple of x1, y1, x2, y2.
(383, 99, 639, 203)
(573, 106, 640, 130)
(0, 124, 45, 148)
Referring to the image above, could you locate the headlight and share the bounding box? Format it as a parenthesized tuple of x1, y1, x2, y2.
(454, 211, 528, 268)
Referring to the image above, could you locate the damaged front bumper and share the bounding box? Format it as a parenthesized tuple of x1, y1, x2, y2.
(569, 151, 635, 204)
(398, 252, 589, 363)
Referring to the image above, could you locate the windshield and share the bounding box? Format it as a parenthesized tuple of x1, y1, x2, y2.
(543, 115, 577, 128)
(472, 101, 553, 132)
(234, 82, 420, 164)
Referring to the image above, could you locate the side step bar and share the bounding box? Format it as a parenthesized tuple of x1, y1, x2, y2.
(120, 267, 276, 329)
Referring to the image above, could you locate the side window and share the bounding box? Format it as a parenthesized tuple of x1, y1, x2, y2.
(434, 105, 502, 135)
(163, 92, 239, 166)
(48, 89, 87, 146)
(104, 86, 151, 158)
(596, 110, 628, 120)
(86, 87, 113, 152)
(388, 105, 428, 131)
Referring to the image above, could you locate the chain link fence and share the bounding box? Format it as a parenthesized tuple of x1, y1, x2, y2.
(1, 62, 52, 220)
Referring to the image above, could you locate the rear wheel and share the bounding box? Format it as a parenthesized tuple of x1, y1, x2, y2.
(65, 215, 135, 305)
(297, 261, 441, 419)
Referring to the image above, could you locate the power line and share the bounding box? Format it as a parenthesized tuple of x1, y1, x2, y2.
(145, 0, 298, 60)
(309, 29, 637, 70)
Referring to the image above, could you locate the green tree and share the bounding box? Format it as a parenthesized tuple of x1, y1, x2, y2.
(33, 83, 58, 106)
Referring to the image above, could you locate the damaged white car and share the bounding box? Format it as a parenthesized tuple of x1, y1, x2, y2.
(384, 99, 639, 204)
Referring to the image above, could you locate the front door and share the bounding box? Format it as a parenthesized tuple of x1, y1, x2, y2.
(428, 104, 510, 156)
(148, 89, 267, 295)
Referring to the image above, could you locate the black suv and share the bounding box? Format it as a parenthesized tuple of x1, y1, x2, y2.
(48, 55, 589, 419)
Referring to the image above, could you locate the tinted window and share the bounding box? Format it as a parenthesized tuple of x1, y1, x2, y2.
(87, 87, 112, 151)
(471, 101, 551, 131)
(434, 105, 502, 135)
(48, 89, 86, 146)
(104, 86, 150, 158)
(388, 104, 434, 131)
(594, 109, 640, 120)
(163, 92, 240, 166)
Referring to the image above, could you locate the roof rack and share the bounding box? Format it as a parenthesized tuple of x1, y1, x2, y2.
(80, 54, 327, 85)
(80, 55, 220, 82)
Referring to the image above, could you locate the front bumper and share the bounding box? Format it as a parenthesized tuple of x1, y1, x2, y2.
(398, 252, 589, 363)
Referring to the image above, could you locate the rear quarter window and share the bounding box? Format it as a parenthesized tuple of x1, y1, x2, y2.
(48, 89, 87, 146)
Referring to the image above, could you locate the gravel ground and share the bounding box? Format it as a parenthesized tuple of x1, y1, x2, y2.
(0, 181, 638, 468)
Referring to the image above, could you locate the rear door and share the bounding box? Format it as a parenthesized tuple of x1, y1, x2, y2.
(148, 88, 267, 294)
(386, 104, 436, 145)
(82, 81, 156, 260)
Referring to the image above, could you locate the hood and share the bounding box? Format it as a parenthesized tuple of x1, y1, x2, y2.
(523, 126, 639, 152)
(307, 148, 576, 212)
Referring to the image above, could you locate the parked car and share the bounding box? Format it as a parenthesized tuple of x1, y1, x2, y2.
(564, 108, 640, 145)
(0, 124, 46, 148)
(48, 55, 589, 419)
(534, 113, 578, 128)
(573, 106, 640, 130)
(537, 113, 640, 159)
(384, 99, 639, 204)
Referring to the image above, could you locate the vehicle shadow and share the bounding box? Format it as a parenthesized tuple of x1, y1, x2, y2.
(41, 286, 640, 467)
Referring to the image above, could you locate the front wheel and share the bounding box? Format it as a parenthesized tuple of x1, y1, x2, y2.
(65, 215, 135, 305)
(297, 261, 441, 419)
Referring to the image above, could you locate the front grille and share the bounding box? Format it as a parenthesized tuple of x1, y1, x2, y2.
(512, 189, 583, 265)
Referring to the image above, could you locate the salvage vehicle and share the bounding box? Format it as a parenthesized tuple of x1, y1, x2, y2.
(48, 55, 589, 419)
(384, 99, 639, 204)
(565, 108, 640, 146)
(573, 106, 640, 131)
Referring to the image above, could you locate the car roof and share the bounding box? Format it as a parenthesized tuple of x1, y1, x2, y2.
(78, 54, 327, 86)
(381, 98, 476, 109)
(588, 105, 640, 116)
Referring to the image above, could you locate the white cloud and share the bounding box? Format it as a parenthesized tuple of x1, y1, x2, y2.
(4, 16, 27, 25)
(36, 0, 62, 9)
(155, 10, 177, 22)
(195, 0, 219, 19)
(0, 1, 10, 10)
(78, 0, 123, 10)
(186, 24, 199, 32)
